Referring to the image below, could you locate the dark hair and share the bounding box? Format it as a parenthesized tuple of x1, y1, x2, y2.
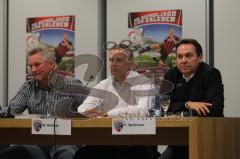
(176, 38, 203, 56)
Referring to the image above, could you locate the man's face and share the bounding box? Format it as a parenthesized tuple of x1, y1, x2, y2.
(176, 44, 203, 77)
(109, 49, 132, 79)
(28, 52, 55, 82)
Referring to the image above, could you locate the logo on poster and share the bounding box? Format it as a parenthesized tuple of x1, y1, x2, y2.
(113, 120, 125, 132)
(33, 120, 43, 132)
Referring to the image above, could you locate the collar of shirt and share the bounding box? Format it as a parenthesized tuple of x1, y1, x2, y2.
(111, 71, 131, 86)
(183, 73, 195, 83)
(111, 71, 150, 86)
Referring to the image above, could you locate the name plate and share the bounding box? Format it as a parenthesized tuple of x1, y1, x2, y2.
(32, 118, 71, 135)
(112, 117, 156, 135)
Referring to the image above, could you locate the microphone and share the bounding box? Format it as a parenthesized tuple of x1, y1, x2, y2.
(6, 80, 32, 118)
(84, 75, 94, 89)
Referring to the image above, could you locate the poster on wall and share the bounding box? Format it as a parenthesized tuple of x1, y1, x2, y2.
(26, 15, 75, 78)
(128, 9, 182, 83)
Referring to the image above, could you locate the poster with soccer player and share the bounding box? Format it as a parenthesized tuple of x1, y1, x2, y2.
(128, 10, 182, 82)
(26, 15, 75, 78)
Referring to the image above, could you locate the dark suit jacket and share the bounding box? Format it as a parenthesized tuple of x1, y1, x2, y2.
(164, 62, 224, 117)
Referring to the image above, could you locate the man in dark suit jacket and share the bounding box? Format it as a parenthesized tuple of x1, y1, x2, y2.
(160, 38, 224, 159)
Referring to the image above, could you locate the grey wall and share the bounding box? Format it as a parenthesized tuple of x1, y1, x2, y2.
(215, 0, 240, 117)
(0, 0, 5, 107)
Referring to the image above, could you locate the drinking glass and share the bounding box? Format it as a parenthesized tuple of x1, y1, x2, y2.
(159, 94, 170, 117)
(147, 87, 161, 117)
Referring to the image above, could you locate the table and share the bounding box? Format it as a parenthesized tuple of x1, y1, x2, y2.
(0, 117, 239, 159)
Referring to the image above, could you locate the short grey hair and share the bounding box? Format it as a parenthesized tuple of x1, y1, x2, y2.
(27, 44, 56, 62)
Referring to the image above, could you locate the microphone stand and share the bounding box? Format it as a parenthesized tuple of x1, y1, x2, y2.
(84, 75, 94, 89)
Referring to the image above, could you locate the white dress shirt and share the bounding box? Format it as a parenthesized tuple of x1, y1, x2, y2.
(78, 71, 156, 117)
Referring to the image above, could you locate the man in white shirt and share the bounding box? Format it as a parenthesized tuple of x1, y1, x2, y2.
(78, 43, 155, 118)
(76, 42, 160, 159)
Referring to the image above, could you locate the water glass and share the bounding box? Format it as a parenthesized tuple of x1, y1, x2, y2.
(159, 94, 170, 117)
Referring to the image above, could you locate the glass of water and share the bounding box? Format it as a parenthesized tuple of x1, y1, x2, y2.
(159, 94, 170, 117)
